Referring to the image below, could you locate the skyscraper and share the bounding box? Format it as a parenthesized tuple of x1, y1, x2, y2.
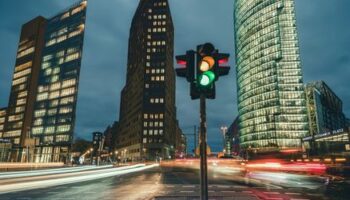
(1, 17, 47, 162)
(234, 0, 309, 152)
(116, 0, 178, 160)
(31, 1, 87, 163)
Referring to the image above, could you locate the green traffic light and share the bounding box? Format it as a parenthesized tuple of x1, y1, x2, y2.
(199, 71, 215, 86)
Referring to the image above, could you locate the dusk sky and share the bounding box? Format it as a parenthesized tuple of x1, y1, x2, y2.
(0, 0, 349, 152)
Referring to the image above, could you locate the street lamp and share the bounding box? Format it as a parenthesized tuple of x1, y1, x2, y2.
(220, 126, 228, 156)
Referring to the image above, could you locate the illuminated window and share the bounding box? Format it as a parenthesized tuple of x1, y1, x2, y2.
(12, 77, 27, 86)
(37, 92, 49, 101)
(47, 109, 57, 116)
(34, 109, 46, 117)
(45, 126, 55, 134)
(61, 87, 75, 97)
(15, 61, 32, 72)
(60, 96, 74, 105)
(13, 68, 31, 79)
(32, 127, 43, 135)
(65, 52, 80, 62)
(57, 125, 70, 133)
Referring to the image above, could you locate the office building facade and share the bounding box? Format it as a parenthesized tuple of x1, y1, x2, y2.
(1, 17, 46, 162)
(234, 0, 309, 152)
(116, 0, 178, 160)
(0, 108, 7, 138)
(305, 81, 347, 136)
(31, 1, 87, 163)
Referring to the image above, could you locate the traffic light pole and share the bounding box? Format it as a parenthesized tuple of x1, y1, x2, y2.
(199, 94, 208, 200)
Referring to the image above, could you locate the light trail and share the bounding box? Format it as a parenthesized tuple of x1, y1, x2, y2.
(0, 164, 158, 194)
(0, 165, 113, 179)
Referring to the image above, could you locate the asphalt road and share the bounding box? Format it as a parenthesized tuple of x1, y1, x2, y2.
(0, 163, 348, 200)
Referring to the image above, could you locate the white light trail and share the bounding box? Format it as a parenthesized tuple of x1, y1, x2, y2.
(0, 164, 158, 194)
(0, 165, 113, 179)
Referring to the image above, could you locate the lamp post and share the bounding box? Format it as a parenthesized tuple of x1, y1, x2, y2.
(90, 148, 93, 165)
(220, 126, 228, 156)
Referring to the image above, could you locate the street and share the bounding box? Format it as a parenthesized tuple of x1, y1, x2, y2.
(0, 160, 349, 200)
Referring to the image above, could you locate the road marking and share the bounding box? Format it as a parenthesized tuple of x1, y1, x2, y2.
(263, 191, 280, 194)
(222, 190, 235, 193)
(218, 185, 230, 188)
(233, 185, 248, 188)
(180, 190, 194, 193)
(47, 191, 60, 194)
(183, 185, 195, 188)
(290, 199, 310, 200)
(166, 185, 175, 188)
(286, 192, 301, 195)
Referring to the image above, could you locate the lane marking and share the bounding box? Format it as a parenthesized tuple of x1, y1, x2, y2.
(180, 190, 194, 193)
(263, 191, 280, 194)
(182, 185, 195, 188)
(286, 192, 301, 195)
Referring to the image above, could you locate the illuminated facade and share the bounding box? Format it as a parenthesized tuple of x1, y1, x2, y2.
(305, 81, 347, 136)
(31, 1, 87, 163)
(0, 107, 7, 138)
(2, 17, 46, 162)
(234, 0, 309, 151)
(116, 0, 179, 160)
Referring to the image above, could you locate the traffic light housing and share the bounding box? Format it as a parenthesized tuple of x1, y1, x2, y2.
(175, 50, 195, 82)
(175, 43, 230, 100)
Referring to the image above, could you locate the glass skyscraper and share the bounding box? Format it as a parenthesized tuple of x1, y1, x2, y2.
(234, 0, 309, 151)
(31, 1, 87, 162)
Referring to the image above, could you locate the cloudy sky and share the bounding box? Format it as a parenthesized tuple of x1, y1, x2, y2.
(0, 0, 349, 152)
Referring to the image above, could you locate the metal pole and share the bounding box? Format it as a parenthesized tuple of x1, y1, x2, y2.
(199, 94, 208, 200)
(194, 125, 197, 154)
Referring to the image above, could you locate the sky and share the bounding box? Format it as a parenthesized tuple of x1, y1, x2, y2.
(0, 0, 349, 152)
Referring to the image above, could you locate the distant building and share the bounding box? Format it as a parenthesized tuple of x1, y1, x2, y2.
(234, 0, 309, 152)
(305, 81, 347, 136)
(227, 117, 240, 156)
(175, 122, 186, 158)
(116, 0, 180, 161)
(103, 121, 118, 152)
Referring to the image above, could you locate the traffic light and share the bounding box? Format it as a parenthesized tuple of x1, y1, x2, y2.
(175, 43, 230, 100)
(197, 43, 216, 88)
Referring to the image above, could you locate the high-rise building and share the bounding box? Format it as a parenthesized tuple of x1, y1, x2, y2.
(305, 81, 347, 135)
(0, 107, 7, 138)
(2, 17, 47, 162)
(31, 1, 87, 163)
(234, 0, 309, 152)
(116, 0, 178, 160)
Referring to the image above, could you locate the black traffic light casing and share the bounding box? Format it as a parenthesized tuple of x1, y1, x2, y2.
(214, 53, 230, 81)
(175, 50, 195, 82)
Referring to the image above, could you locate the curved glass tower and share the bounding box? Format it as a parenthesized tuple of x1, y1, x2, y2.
(234, 0, 309, 151)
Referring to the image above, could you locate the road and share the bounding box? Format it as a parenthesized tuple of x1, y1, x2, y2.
(0, 160, 349, 200)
